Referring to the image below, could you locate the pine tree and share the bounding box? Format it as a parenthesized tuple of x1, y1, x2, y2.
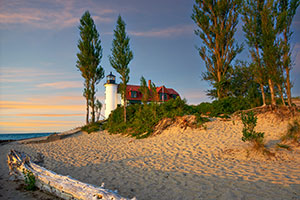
(139, 76, 150, 105)
(278, 0, 299, 107)
(109, 15, 133, 123)
(77, 11, 104, 124)
(95, 99, 103, 121)
(191, 0, 243, 99)
(149, 81, 159, 119)
(242, 0, 267, 106)
(260, 0, 281, 106)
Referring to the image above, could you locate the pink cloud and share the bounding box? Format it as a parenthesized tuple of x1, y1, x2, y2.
(129, 25, 193, 37)
(37, 81, 82, 89)
(0, 0, 115, 29)
(0, 67, 77, 83)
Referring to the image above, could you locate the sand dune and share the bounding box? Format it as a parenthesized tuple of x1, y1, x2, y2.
(1, 113, 300, 199)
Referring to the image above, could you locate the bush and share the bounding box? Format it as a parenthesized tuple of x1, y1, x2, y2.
(103, 96, 258, 138)
(81, 121, 102, 134)
(210, 97, 252, 116)
(281, 120, 300, 143)
(23, 169, 36, 190)
(104, 97, 202, 138)
(241, 111, 265, 149)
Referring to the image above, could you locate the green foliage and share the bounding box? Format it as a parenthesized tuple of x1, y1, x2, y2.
(95, 99, 103, 121)
(139, 76, 150, 104)
(23, 169, 36, 191)
(189, 97, 253, 117)
(241, 111, 265, 148)
(104, 95, 261, 138)
(77, 10, 104, 124)
(81, 121, 102, 134)
(104, 97, 191, 138)
(229, 61, 263, 107)
(211, 97, 252, 116)
(281, 120, 300, 143)
(191, 0, 243, 99)
(276, 143, 291, 150)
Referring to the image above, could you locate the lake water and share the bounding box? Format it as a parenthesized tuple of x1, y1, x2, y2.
(0, 133, 54, 141)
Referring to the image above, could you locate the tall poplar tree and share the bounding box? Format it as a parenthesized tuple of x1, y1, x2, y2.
(192, 0, 243, 99)
(242, 0, 267, 106)
(278, 0, 299, 106)
(109, 15, 133, 123)
(77, 11, 104, 124)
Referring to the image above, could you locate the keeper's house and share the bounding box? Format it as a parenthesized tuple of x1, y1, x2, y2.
(104, 72, 180, 118)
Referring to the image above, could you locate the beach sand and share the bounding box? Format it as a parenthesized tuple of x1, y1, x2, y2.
(0, 113, 300, 200)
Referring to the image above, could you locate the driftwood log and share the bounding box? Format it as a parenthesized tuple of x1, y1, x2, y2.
(7, 150, 135, 200)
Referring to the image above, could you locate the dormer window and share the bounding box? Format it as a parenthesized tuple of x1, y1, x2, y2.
(131, 91, 137, 98)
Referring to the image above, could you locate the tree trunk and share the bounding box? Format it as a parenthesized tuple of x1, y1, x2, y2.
(277, 84, 286, 106)
(259, 83, 266, 106)
(217, 70, 222, 99)
(7, 150, 131, 200)
(268, 78, 276, 106)
(86, 97, 89, 125)
(283, 29, 292, 107)
(285, 64, 292, 107)
(91, 83, 95, 123)
(124, 99, 127, 123)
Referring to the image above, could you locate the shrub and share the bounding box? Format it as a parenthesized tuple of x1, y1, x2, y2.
(23, 169, 36, 190)
(104, 97, 204, 138)
(81, 121, 102, 134)
(281, 120, 300, 143)
(241, 111, 265, 149)
(103, 96, 257, 138)
(210, 96, 251, 116)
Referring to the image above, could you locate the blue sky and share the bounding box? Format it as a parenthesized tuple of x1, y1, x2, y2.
(0, 0, 299, 133)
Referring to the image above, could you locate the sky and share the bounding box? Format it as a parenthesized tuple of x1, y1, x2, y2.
(0, 0, 300, 134)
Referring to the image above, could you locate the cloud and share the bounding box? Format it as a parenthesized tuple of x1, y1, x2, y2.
(0, 67, 79, 86)
(0, 101, 85, 111)
(37, 81, 82, 89)
(129, 25, 193, 38)
(1, 113, 84, 117)
(0, 0, 115, 29)
(0, 67, 65, 83)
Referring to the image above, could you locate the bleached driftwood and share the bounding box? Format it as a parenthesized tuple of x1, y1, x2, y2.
(7, 150, 135, 200)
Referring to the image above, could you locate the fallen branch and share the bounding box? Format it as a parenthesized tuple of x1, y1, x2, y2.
(7, 150, 135, 200)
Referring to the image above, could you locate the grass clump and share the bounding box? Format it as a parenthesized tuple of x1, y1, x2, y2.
(81, 121, 102, 134)
(241, 111, 265, 149)
(276, 143, 291, 150)
(22, 169, 36, 191)
(281, 120, 300, 143)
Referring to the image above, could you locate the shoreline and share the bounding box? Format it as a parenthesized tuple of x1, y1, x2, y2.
(1, 114, 300, 199)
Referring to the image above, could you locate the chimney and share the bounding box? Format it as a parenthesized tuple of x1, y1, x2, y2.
(148, 80, 151, 89)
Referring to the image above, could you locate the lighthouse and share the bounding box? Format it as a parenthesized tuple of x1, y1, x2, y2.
(104, 72, 119, 119)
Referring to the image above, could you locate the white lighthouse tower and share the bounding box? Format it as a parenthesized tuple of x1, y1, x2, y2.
(104, 72, 119, 119)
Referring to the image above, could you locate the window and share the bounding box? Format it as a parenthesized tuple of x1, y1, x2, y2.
(131, 91, 137, 98)
(160, 93, 167, 101)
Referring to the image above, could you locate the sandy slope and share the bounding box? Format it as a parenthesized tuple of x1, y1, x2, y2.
(1, 114, 300, 200)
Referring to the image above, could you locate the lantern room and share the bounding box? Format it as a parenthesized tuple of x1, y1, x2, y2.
(106, 72, 116, 84)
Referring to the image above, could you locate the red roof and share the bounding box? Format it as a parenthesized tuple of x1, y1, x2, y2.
(124, 84, 180, 102)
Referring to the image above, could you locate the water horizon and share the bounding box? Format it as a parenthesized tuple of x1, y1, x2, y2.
(0, 132, 55, 141)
